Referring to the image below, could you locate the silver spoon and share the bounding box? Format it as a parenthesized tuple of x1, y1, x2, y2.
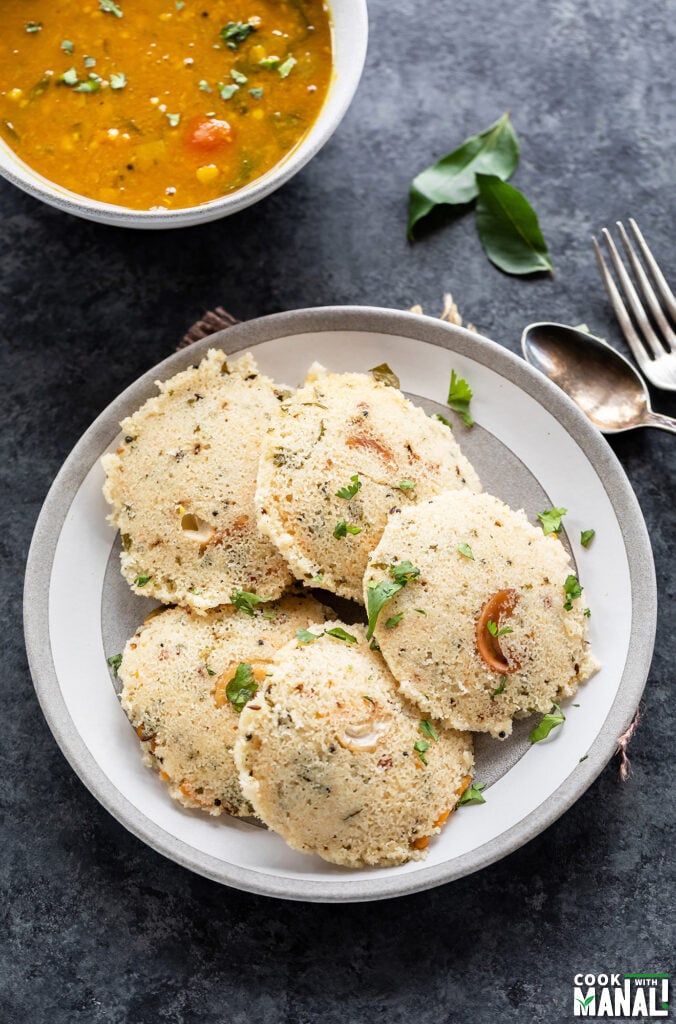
(521, 321, 676, 435)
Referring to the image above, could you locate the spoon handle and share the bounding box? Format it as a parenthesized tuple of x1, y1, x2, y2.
(645, 411, 676, 434)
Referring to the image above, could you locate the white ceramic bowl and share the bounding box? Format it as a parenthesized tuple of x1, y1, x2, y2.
(0, 1, 368, 229)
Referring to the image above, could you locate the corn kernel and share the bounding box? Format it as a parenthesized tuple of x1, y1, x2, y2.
(7, 88, 23, 102)
(196, 164, 219, 184)
(250, 44, 266, 62)
(251, 108, 264, 120)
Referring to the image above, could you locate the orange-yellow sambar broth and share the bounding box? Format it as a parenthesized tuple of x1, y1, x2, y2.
(0, 0, 332, 210)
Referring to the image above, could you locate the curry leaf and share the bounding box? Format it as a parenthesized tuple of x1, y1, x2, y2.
(475, 174, 553, 275)
(408, 112, 519, 239)
(457, 782, 487, 806)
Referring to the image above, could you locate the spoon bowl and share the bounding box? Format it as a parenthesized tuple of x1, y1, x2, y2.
(521, 322, 676, 435)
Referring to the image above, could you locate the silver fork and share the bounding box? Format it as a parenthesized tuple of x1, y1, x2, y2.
(592, 219, 676, 391)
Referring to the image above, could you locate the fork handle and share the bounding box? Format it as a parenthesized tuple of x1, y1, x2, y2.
(644, 411, 676, 434)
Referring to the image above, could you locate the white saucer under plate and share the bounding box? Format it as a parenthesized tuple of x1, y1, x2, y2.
(23, 306, 656, 902)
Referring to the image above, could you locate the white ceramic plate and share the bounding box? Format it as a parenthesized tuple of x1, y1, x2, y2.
(24, 307, 656, 902)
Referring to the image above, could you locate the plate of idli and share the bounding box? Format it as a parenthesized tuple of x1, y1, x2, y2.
(24, 306, 656, 901)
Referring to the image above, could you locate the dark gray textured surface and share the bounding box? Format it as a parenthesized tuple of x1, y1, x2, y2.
(2, 0, 674, 1018)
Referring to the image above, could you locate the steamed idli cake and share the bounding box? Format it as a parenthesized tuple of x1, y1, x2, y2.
(234, 622, 474, 866)
(119, 595, 330, 817)
(363, 491, 598, 738)
(255, 367, 481, 602)
(103, 349, 292, 611)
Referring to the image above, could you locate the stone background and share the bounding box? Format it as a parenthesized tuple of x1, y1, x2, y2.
(1, 0, 674, 1020)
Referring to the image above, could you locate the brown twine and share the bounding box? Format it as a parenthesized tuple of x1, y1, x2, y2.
(179, 298, 642, 781)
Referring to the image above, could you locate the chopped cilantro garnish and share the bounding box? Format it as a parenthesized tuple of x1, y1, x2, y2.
(398, 479, 416, 491)
(414, 739, 430, 765)
(580, 528, 596, 548)
(205, 664, 216, 676)
(59, 68, 79, 86)
(221, 22, 256, 49)
(74, 77, 101, 93)
(230, 68, 248, 84)
(278, 56, 297, 78)
(166, 112, 181, 126)
(457, 542, 474, 559)
(133, 574, 151, 587)
(110, 72, 127, 90)
(336, 474, 362, 500)
(537, 506, 567, 535)
(258, 56, 280, 69)
(529, 703, 565, 742)
(385, 612, 404, 629)
(419, 719, 439, 742)
(84, 56, 96, 68)
(434, 412, 453, 429)
(249, 87, 264, 99)
(107, 653, 122, 677)
(490, 675, 507, 700)
(188, 587, 202, 595)
(563, 574, 583, 611)
(369, 636, 381, 651)
(487, 620, 513, 638)
(333, 518, 361, 539)
(175, 0, 185, 8)
(296, 627, 321, 644)
(326, 627, 357, 644)
(389, 560, 420, 584)
(25, 21, 42, 32)
(231, 589, 264, 615)
(583, 607, 591, 618)
(219, 83, 239, 100)
(225, 663, 257, 713)
(368, 363, 400, 388)
(447, 369, 474, 426)
(99, 0, 123, 17)
(61, 40, 74, 53)
(198, 79, 211, 92)
(414, 608, 427, 616)
(310, 573, 324, 585)
(457, 782, 486, 806)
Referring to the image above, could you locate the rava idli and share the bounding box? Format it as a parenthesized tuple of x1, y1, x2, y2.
(234, 622, 474, 866)
(103, 350, 292, 612)
(255, 366, 481, 603)
(118, 595, 330, 817)
(363, 491, 598, 738)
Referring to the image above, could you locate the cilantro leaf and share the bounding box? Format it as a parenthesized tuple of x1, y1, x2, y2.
(219, 83, 239, 100)
(447, 370, 474, 426)
(166, 112, 181, 126)
(278, 56, 297, 78)
(369, 636, 381, 651)
(107, 653, 122, 677)
(385, 612, 404, 628)
(366, 580, 403, 640)
(198, 79, 211, 92)
(434, 412, 453, 429)
(249, 87, 264, 99)
(457, 782, 487, 806)
(398, 479, 416, 491)
(457, 542, 474, 560)
(59, 68, 79, 86)
(487, 620, 513, 638)
(226, 663, 258, 713)
(336, 474, 361, 500)
(326, 627, 358, 644)
(419, 719, 439, 742)
(205, 664, 216, 676)
(99, 0, 123, 17)
(490, 675, 507, 700)
(133, 573, 151, 587)
(529, 702, 565, 743)
(389, 560, 420, 584)
(221, 21, 256, 50)
(74, 77, 101, 93)
(369, 363, 400, 389)
(231, 589, 264, 615)
(310, 573, 324, 585)
(259, 56, 280, 69)
(580, 528, 596, 548)
(61, 40, 74, 53)
(583, 607, 591, 618)
(333, 518, 362, 539)
(537, 506, 567, 535)
(414, 739, 430, 765)
(110, 72, 127, 90)
(230, 68, 248, 84)
(296, 627, 321, 644)
(563, 574, 583, 611)
(25, 20, 42, 32)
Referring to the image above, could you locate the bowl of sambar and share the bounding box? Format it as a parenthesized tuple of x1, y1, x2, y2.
(0, 0, 367, 228)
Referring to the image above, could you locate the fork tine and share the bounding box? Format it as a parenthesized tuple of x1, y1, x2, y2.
(601, 228, 666, 359)
(617, 222, 676, 353)
(592, 236, 652, 373)
(629, 218, 676, 322)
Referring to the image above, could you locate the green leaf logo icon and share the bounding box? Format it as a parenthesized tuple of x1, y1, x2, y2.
(576, 996, 595, 1008)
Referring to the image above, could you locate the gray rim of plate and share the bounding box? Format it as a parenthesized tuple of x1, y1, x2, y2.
(23, 306, 657, 903)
